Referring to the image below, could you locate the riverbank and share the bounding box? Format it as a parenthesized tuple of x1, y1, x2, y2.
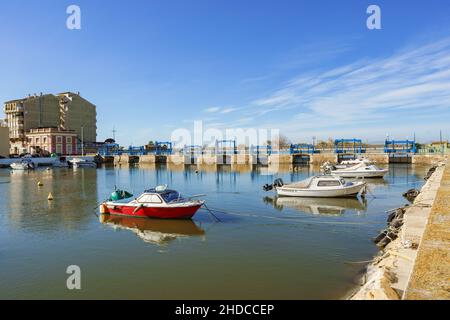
(350, 158, 448, 300)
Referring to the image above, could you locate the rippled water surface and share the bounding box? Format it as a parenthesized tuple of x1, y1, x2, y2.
(0, 163, 430, 299)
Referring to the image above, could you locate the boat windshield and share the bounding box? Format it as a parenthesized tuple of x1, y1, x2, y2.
(160, 191, 182, 203)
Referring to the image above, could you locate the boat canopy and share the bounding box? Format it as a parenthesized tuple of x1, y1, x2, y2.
(143, 188, 183, 203)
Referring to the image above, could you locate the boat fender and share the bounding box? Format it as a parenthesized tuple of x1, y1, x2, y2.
(100, 204, 109, 214)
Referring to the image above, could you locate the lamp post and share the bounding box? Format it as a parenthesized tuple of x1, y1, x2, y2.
(81, 125, 84, 156)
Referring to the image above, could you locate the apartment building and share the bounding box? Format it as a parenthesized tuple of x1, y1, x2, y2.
(3, 92, 96, 155)
(0, 120, 9, 157)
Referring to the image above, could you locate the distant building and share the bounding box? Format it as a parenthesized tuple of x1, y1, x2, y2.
(0, 120, 9, 157)
(26, 127, 78, 156)
(3, 92, 96, 155)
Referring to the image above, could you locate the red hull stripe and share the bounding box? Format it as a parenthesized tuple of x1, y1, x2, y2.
(107, 204, 202, 219)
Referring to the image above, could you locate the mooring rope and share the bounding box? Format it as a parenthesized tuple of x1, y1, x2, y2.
(198, 207, 373, 226)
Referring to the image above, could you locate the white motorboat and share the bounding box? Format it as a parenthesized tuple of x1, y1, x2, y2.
(10, 159, 35, 170)
(328, 163, 388, 178)
(264, 176, 366, 198)
(69, 158, 97, 168)
(322, 157, 374, 170)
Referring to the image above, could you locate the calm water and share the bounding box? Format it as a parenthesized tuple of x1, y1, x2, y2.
(0, 163, 430, 299)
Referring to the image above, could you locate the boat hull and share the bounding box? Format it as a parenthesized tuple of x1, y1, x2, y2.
(104, 203, 203, 219)
(330, 170, 388, 178)
(276, 183, 365, 198)
(10, 163, 34, 170)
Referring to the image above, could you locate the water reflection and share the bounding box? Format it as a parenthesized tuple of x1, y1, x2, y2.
(100, 214, 206, 246)
(6, 168, 98, 232)
(264, 196, 367, 215)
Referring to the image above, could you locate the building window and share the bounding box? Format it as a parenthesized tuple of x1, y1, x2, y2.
(57, 136, 62, 143)
(67, 137, 72, 143)
(43, 137, 47, 144)
(66, 144, 72, 155)
(36, 138, 40, 144)
(56, 144, 62, 154)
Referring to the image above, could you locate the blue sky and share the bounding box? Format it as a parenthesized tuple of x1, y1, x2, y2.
(1, 0, 450, 145)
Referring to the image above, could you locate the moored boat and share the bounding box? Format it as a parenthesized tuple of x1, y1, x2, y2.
(69, 158, 97, 168)
(10, 159, 35, 170)
(100, 185, 204, 219)
(328, 163, 388, 178)
(264, 176, 366, 198)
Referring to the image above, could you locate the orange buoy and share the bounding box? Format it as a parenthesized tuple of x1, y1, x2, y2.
(47, 193, 54, 201)
(37, 181, 43, 187)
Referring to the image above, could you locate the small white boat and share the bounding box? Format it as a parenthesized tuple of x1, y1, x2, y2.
(10, 159, 35, 170)
(265, 176, 366, 198)
(322, 157, 374, 170)
(339, 157, 373, 168)
(69, 158, 97, 168)
(329, 163, 388, 178)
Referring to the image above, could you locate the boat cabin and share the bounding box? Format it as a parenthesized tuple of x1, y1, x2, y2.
(285, 176, 351, 189)
(139, 188, 183, 204)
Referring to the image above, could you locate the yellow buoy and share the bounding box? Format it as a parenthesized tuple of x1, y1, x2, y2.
(47, 193, 54, 201)
(37, 181, 43, 187)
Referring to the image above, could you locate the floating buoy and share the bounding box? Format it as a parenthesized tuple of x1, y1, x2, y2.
(47, 193, 54, 201)
(37, 181, 43, 187)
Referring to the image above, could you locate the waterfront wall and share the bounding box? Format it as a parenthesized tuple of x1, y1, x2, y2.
(351, 158, 449, 300)
(412, 154, 446, 165)
(404, 159, 450, 300)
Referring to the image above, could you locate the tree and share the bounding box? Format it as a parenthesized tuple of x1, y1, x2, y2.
(271, 134, 291, 149)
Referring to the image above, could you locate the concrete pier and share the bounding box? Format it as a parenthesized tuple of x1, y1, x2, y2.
(6, 152, 442, 168)
(405, 160, 450, 299)
(351, 158, 449, 300)
(113, 155, 139, 165)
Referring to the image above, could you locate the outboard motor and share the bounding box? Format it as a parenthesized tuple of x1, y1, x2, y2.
(273, 178, 284, 187)
(263, 178, 284, 191)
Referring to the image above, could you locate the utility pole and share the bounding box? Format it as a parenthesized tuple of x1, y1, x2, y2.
(81, 126, 84, 156)
(112, 127, 116, 141)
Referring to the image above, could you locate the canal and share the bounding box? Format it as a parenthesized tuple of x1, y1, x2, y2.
(0, 163, 430, 299)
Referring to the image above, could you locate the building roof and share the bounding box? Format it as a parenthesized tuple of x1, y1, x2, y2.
(27, 127, 77, 135)
(4, 93, 54, 104)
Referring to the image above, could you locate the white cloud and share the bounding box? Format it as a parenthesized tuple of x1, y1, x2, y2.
(204, 107, 220, 113)
(221, 107, 237, 114)
(246, 37, 450, 139)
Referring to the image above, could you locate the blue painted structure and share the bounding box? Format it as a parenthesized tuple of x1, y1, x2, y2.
(290, 144, 317, 155)
(98, 143, 121, 156)
(384, 140, 417, 154)
(125, 146, 146, 156)
(250, 145, 272, 156)
(335, 139, 366, 154)
(215, 140, 237, 155)
(155, 141, 173, 155)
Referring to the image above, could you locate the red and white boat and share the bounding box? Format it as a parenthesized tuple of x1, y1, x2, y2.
(100, 186, 204, 219)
